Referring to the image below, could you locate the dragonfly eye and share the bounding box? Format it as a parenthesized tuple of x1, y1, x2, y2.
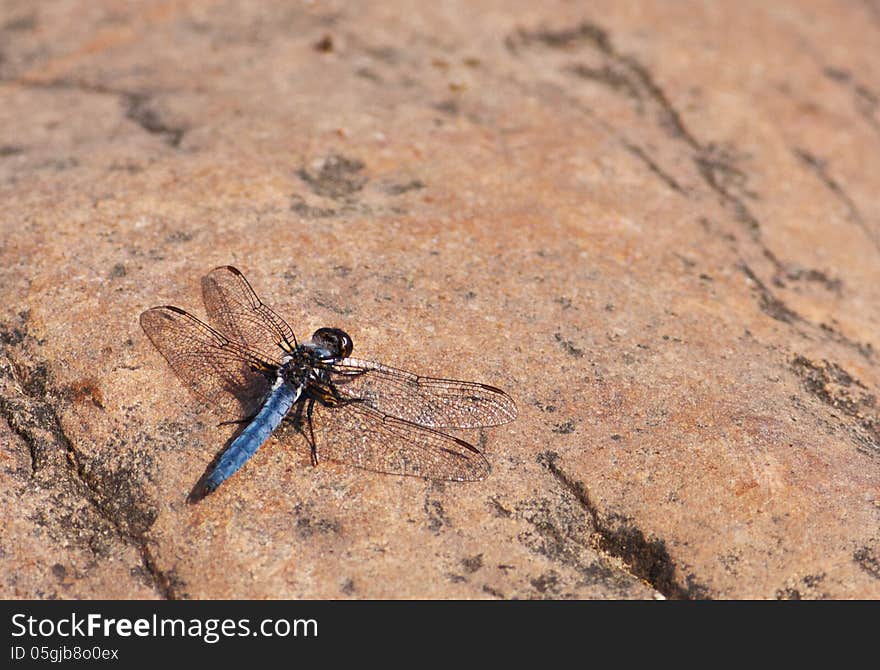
(312, 327, 353, 359)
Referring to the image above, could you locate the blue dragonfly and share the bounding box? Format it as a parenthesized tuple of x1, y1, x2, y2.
(139, 266, 516, 500)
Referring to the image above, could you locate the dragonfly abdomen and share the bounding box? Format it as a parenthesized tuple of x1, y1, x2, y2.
(200, 377, 302, 496)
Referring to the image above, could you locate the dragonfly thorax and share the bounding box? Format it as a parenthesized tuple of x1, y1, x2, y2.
(278, 327, 353, 389)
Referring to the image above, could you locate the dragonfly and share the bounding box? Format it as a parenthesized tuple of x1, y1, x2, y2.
(139, 266, 517, 501)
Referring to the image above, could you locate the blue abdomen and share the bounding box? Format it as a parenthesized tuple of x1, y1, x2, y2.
(199, 380, 300, 496)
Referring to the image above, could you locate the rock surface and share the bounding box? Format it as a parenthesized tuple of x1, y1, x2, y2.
(1, 1, 879, 599)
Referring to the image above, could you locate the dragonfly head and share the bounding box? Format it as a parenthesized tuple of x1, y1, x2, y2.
(309, 327, 353, 360)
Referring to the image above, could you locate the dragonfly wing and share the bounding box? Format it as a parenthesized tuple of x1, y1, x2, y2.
(139, 306, 274, 419)
(309, 400, 490, 481)
(201, 265, 297, 363)
(327, 357, 517, 428)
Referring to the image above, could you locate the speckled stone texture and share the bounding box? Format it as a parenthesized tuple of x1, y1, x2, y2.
(1, 1, 879, 599)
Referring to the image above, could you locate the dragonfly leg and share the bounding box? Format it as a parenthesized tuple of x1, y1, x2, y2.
(308, 381, 336, 406)
(288, 399, 303, 426)
(306, 398, 319, 467)
(216, 415, 256, 428)
(333, 397, 365, 408)
(310, 379, 366, 408)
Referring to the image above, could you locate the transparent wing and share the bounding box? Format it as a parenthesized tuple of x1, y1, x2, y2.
(139, 306, 274, 419)
(309, 400, 490, 481)
(201, 265, 297, 363)
(326, 357, 517, 428)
